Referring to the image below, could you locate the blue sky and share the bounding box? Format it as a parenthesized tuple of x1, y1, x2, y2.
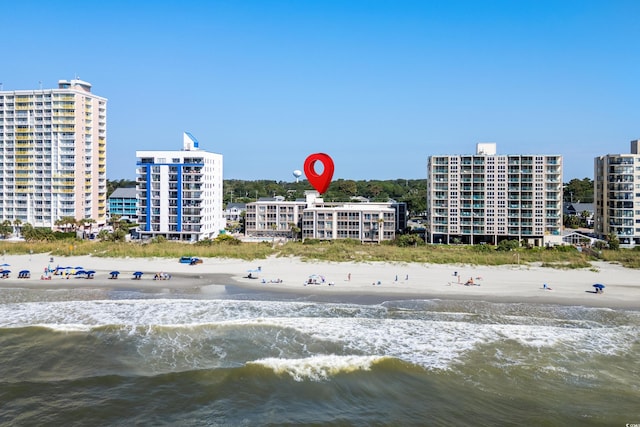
(3, 1, 639, 182)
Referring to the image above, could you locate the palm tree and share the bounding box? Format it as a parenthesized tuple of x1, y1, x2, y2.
(55, 216, 78, 233)
(13, 219, 22, 237)
(82, 218, 96, 238)
(289, 222, 301, 241)
(108, 214, 122, 227)
(377, 217, 385, 243)
(270, 223, 278, 247)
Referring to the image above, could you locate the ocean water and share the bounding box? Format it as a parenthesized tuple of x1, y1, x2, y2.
(0, 284, 639, 426)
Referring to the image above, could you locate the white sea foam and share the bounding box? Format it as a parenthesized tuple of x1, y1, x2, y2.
(0, 298, 637, 371)
(250, 355, 385, 381)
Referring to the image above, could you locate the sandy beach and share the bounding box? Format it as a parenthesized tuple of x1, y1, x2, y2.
(0, 252, 638, 309)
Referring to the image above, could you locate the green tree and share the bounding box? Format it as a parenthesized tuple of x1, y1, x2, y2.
(336, 179, 358, 197)
(564, 178, 593, 203)
(0, 220, 12, 238)
(606, 233, 620, 250)
(55, 216, 78, 232)
(108, 214, 122, 227)
(396, 234, 425, 247)
(107, 179, 136, 197)
(564, 215, 581, 229)
(289, 222, 301, 241)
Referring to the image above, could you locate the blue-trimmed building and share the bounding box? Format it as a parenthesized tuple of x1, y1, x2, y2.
(107, 187, 138, 221)
(135, 133, 224, 242)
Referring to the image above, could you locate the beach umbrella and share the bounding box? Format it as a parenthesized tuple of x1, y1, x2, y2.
(110, 271, 120, 275)
(86, 270, 95, 274)
(0, 263, 10, 267)
(19, 270, 29, 274)
(593, 284, 605, 290)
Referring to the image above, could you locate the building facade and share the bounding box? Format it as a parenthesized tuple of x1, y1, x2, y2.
(136, 132, 224, 242)
(244, 196, 307, 239)
(108, 187, 138, 221)
(301, 202, 397, 242)
(0, 79, 107, 228)
(244, 192, 405, 242)
(594, 140, 640, 247)
(427, 143, 563, 246)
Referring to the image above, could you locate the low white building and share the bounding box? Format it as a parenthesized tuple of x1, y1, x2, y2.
(244, 191, 406, 242)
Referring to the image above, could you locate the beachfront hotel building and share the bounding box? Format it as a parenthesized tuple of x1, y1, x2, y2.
(244, 196, 307, 239)
(0, 79, 107, 228)
(107, 187, 138, 222)
(426, 143, 563, 247)
(135, 132, 225, 242)
(244, 191, 405, 242)
(593, 140, 640, 247)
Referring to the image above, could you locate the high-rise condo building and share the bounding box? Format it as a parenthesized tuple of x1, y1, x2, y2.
(136, 132, 224, 242)
(594, 139, 640, 247)
(0, 79, 107, 228)
(427, 143, 563, 246)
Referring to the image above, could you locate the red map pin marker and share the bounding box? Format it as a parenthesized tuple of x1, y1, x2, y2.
(304, 153, 334, 194)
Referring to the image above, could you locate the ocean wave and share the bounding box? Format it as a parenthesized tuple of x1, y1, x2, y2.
(0, 298, 638, 374)
(249, 354, 390, 381)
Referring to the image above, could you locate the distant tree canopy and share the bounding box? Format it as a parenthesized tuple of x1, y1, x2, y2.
(564, 178, 593, 203)
(107, 179, 136, 196)
(222, 178, 428, 216)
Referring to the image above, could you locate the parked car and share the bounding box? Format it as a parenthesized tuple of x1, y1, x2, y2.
(180, 256, 203, 265)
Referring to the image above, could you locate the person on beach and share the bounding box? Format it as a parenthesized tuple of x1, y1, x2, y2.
(465, 277, 474, 286)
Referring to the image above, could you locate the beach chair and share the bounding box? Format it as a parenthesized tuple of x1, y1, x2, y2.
(1, 270, 10, 279)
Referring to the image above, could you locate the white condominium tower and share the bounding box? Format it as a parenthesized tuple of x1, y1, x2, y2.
(136, 132, 224, 242)
(427, 143, 563, 246)
(594, 139, 640, 248)
(0, 79, 107, 227)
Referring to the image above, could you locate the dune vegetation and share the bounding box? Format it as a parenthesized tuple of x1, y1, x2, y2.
(1, 238, 639, 269)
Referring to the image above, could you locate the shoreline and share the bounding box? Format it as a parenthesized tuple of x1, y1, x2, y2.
(0, 253, 638, 310)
